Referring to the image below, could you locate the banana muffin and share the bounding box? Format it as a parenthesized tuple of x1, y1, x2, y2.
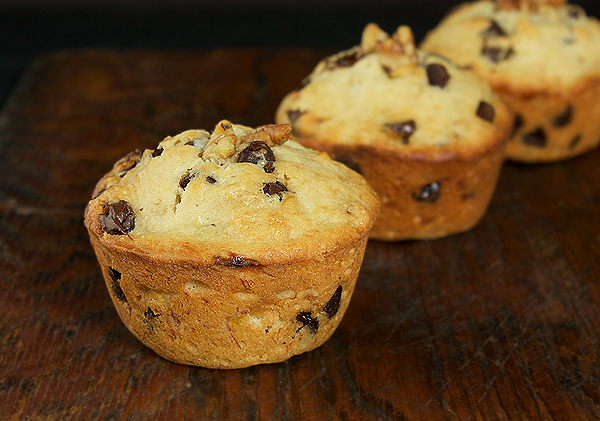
(421, 0, 600, 162)
(276, 23, 513, 241)
(84, 121, 379, 368)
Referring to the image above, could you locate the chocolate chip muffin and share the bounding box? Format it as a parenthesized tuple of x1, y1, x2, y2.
(84, 121, 379, 368)
(275, 24, 513, 241)
(421, 0, 600, 162)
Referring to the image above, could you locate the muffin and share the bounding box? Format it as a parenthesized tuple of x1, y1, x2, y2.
(421, 0, 600, 163)
(275, 23, 513, 241)
(84, 120, 379, 369)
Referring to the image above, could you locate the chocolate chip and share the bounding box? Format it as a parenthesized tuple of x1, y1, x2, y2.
(323, 286, 342, 318)
(512, 114, 524, 137)
(179, 171, 196, 189)
(152, 147, 163, 157)
(263, 181, 288, 201)
(522, 127, 547, 147)
(412, 182, 441, 203)
(332, 50, 361, 68)
(296, 312, 319, 333)
(386, 120, 417, 144)
(145, 307, 160, 320)
(426, 64, 450, 88)
(476, 101, 495, 122)
(568, 8, 580, 19)
(117, 149, 143, 177)
(213, 255, 260, 268)
(482, 46, 514, 62)
(482, 20, 507, 37)
(238, 141, 276, 173)
(108, 267, 127, 302)
(552, 105, 573, 128)
(99, 200, 135, 235)
(569, 134, 582, 149)
(206, 175, 217, 184)
(185, 141, 195, 146)
(286, 109, 305, 123)
(333, 154, 362, 175)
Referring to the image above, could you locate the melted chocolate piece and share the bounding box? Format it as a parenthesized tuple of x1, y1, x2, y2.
(476, 101, 495, 122)
(286, 109, 305, 123)
(332, 50, 361, 68)
(552, 105, 573, 128)
(99, 200, 135, 235)
(482, 46, 514, 62)
(512, 114, 524, 137)
(118, 149, 143, 177)
(238, 141, 276, 173)
(482, 20, 507, 37)
(522, 127, 547, 147)
(323, 285, 342, 318)
(387, 120, 417, 144)
(145, 307, 160, 320)
(426, 64, 450, 88)
(213, 255, 260, 268)
(412, 182, 441, 203)
(296, 312, 319, 333)
(206, 175, 217, 184)
(263, 181, 288, 201)
(569, 134, 582, 149)
(179, 172, 196, 189)
(108, 267, 127, 302)
(152, 147, 163, 157)
(568, 8, 580, 19)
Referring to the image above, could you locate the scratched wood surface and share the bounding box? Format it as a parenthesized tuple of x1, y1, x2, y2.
(0, 49, 599, 420)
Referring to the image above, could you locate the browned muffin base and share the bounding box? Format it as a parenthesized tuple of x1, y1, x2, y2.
(298, 141, 506, 241)
(88, 231, 368, 368)
(502, 78, 600, 163)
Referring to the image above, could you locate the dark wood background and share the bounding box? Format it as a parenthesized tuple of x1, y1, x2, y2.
(1, 2, 600, 419)
(1, 46, 599, 420)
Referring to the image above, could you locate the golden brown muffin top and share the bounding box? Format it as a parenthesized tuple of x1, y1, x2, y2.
(84, 121, 379, 263)
(420, 0, 600, 93)
(276, 23, 513, 160)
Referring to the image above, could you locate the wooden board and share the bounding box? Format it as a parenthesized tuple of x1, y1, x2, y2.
(0, 49, 599, 420)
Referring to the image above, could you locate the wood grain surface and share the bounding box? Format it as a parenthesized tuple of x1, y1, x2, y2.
(0, 49, 599, 420)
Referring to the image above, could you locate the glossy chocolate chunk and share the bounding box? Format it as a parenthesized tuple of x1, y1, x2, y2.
(99, 200, 135, 235)
(286, 109, 305, 123)
(387, 120, 416, 144)
(263, 181, 288, 201)
(426, 64, 450, 88)
(482, 46, 514, 62)
(206, 175, 217, 184)
(117, 149, 143, 177)
(323, 285, 342, 318)
(569, 134, 582, 149)
(296, 312, 319, 333)
(482, 20, 507, 37)
(152, 147, 163, 157)
(107, 267, 127, 302)
(522, 128, 547, 147)
(412, 182, 441, 203)
(179, 171, 196, 189)
(476, 101, 495, 122)
(238, 141, 276, 173)
(512, 114, 524, 137)
(333, 50, 361, 68)
(552, 105, 573, 128)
